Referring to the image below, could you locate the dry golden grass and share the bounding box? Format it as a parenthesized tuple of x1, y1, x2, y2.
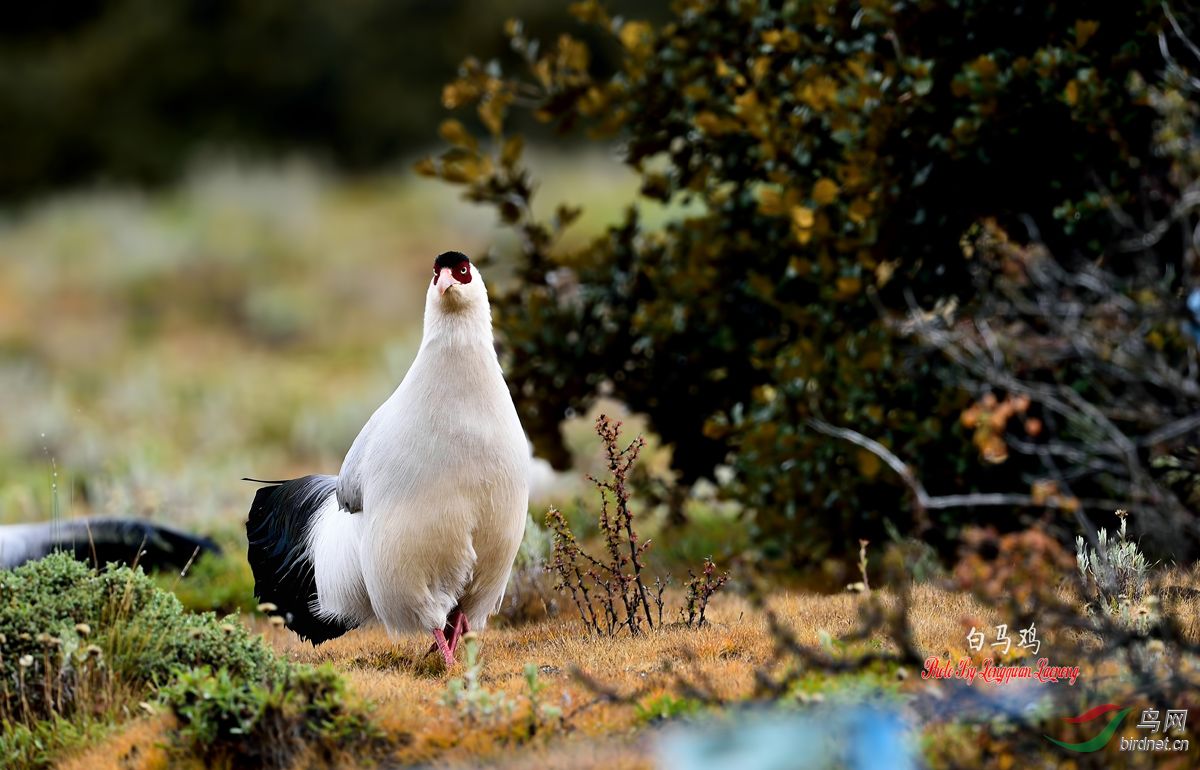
(61, 585, 998, 769)
(59, 569, 1200, 770)
(1159, 562, 1200, 640)
(57, 714, 174, 770)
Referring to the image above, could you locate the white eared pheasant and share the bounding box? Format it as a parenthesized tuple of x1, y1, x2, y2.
(246, 252, 529, 666)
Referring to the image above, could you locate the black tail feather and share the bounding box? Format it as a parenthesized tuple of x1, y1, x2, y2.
(245, 475, 355, 645)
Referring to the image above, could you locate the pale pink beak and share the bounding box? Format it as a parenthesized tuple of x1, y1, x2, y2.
(435, 267, 456, 296)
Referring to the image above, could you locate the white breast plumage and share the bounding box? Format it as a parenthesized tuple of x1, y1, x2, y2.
(246, 252, 530, 665)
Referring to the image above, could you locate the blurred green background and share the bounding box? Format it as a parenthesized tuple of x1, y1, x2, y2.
(0, 2, 667, 550)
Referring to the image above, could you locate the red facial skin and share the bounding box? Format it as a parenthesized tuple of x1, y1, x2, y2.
(432, 260, 472, 287)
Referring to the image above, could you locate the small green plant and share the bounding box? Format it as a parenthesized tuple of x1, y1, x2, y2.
(1076, 510, 1153, 623)
(0, 714, 116, 770)
(161, 663, 383, 769)
(441, 635, 515, 727)
(634, 694, 704, 725)
(547, 415, 729, 636)
(521, 662, 561, 737)
(441, 634, 563, 742)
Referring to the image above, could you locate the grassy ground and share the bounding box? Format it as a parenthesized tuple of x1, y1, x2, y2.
(52, 571, 1200, 769)
(59, 585, 995, 769)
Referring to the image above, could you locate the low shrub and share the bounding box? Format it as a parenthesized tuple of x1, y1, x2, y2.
(0, 552, 379, 770)
(634, 693, 705, 725)
(161, 663, 383, 770)
(423, 0, 1192, 570)
(0, 552, 279, 728)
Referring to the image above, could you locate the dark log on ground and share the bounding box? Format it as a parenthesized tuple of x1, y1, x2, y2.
(0, 518, 220, 570)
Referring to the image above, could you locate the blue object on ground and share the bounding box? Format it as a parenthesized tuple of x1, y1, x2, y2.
(1185, 288, 1200, 345)
(655, 705, 915, 770)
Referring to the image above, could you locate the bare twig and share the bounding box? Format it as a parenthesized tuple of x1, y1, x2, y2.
(896, 218, 1200, 552)
(547, 416, 729, 636)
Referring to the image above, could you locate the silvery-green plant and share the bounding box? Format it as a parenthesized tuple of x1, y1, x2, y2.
(441, 635, 514, 727)
(1076, 510, 1152, 619)
(441, 636, 564, 735)
(522, 662, 562, 733)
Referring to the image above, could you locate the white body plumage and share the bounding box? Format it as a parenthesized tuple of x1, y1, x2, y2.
(303, 262, 529, 637)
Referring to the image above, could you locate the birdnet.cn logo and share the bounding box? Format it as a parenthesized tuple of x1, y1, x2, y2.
(1044, 704, 1190, 753)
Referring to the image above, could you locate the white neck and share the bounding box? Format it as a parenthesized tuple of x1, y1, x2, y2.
(399, 286, 510, 418)
(419, 290, 495, 355)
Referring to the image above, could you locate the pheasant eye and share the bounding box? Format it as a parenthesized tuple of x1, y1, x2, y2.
(459, 265, 468, 275)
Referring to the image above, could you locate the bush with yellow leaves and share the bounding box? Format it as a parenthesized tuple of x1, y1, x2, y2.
(421, 0, 1193, 567)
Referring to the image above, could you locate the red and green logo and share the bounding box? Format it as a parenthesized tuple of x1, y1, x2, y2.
(1044, 704, 1132, 752)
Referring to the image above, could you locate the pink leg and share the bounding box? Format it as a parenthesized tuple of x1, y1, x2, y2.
(447, 609, 471, 654)
(425, 617, 458, 657)
(424, 606, 471, 661)
(444, 608, 464, 654)
(431, 627, 455, 667)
